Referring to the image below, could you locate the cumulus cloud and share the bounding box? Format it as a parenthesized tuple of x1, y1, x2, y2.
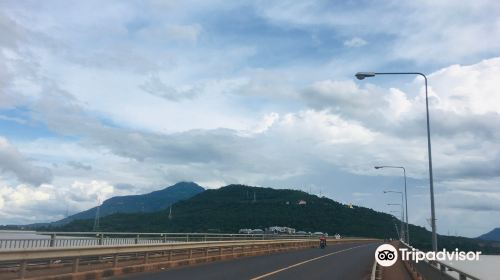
(0, 180, 121, 224)
(299, 80, 500, 182)
(0, 137, 52, 185)
(13, 56, 500, 190)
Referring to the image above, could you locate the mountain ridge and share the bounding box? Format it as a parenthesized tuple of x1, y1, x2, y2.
(53, 181, 204, 225)
(478, 228, 500, 242)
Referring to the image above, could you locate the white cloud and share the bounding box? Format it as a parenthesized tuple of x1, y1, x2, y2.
(2, 56, 500, 234)
(0, 180, 123, 224)
(69, 180, 114, 202)
(385, 88, 412, 118)
(257, 1, 500, 64)
(0, 137, 52, 185)
(343, 37, 367, 48)
(428, 57, 500, 114)
(245, 112, 280, 135)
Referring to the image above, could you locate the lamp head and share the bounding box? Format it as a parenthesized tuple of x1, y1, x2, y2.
(374, 166, 382, 169)
(355, 72, 376, 80)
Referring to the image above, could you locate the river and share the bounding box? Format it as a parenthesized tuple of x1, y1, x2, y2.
(442, 255, 500, 280)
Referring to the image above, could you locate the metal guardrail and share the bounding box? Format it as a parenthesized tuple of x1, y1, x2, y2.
(400, 241, 480, 280)
(0, 237, 378, 279)
(0, 238, 324, 279)
(0, 232, 319, 249)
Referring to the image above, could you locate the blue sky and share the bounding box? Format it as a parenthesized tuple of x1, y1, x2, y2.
(1, 1, 500, 237)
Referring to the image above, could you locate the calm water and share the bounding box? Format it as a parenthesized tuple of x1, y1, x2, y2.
(0, 230, 51, 239)
(442, 256, 500, 280)
(0, 230, 91, 239)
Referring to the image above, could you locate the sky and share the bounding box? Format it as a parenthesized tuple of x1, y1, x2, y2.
(1, 0, 500, 237)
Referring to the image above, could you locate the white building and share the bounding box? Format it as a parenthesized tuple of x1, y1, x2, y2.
(266, 226, 296, 234)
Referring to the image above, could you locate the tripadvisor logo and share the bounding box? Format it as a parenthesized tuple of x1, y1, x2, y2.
(375, 244, 398, 267)
(375, 243, 482, 267)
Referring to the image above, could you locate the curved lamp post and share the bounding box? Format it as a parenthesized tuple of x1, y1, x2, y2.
(387, 202, 404, 241)
(377, 166, 409, 244)
(357, 71, 437, 252)
(389, 210, 402, 239)
(385, 191, 405, 242)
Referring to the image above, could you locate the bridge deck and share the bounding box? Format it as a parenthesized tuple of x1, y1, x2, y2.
(113, 241, 380, 280)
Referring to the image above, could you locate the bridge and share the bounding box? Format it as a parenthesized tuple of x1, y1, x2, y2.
(0, 232, 480, 280)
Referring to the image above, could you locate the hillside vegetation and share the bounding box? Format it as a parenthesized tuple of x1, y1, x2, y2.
(54, 184, 500, 254)
(53, 182, 203, 226)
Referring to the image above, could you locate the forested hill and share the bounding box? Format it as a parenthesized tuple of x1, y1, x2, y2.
(478, 228, 500, 242)
(53, 182, 204, 225)
(56, 184, 500, 254)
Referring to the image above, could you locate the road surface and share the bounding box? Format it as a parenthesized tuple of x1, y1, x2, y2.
(114, 241, 381, 280)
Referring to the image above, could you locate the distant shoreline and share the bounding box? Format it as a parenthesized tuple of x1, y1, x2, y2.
(0, 230, 37, 234)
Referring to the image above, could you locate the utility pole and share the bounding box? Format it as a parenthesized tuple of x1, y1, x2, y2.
(93, 198, 100, 232)
(394, 223, 400, 240)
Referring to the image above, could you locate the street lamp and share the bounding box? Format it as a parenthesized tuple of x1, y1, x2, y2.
(389, 210, 402, 240)
(358, 71, 437, 252)
(377, 166, 409, 244)
(387, 201, 404, 242)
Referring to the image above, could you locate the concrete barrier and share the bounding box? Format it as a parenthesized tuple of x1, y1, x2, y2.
(0, 238, 378, 280)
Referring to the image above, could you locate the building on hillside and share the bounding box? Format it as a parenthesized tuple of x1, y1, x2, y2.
(239, 228, 264, 234)
(298, 200, 307, 205)
(266, 226, 296, 234)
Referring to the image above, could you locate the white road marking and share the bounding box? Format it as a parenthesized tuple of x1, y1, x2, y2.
(250, 243, 374, 280)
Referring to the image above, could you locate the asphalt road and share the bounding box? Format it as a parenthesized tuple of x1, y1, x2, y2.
(114, 241, 381, 280)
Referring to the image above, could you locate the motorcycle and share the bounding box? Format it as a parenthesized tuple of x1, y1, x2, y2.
(319, 239, 326, 249)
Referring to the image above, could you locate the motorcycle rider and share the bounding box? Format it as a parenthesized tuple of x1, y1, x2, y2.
(319, 234, 327, 248)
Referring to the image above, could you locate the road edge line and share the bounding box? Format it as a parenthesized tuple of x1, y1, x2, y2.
(250, 243, 373, 280)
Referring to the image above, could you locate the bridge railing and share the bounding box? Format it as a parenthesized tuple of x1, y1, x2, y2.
(0, 238, 324, 279)
(0, 232, 320, 249)
(399, 241, 480, 280)
(0, 238, 378, 280)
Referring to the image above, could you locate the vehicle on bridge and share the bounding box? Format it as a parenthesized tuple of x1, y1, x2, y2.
(319, 234, 327, 249)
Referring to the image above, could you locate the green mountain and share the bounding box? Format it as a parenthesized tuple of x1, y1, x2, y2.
(55, 184, 500, 254)
(478, 228, 500, 242)
(54, 182, 204, 225)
